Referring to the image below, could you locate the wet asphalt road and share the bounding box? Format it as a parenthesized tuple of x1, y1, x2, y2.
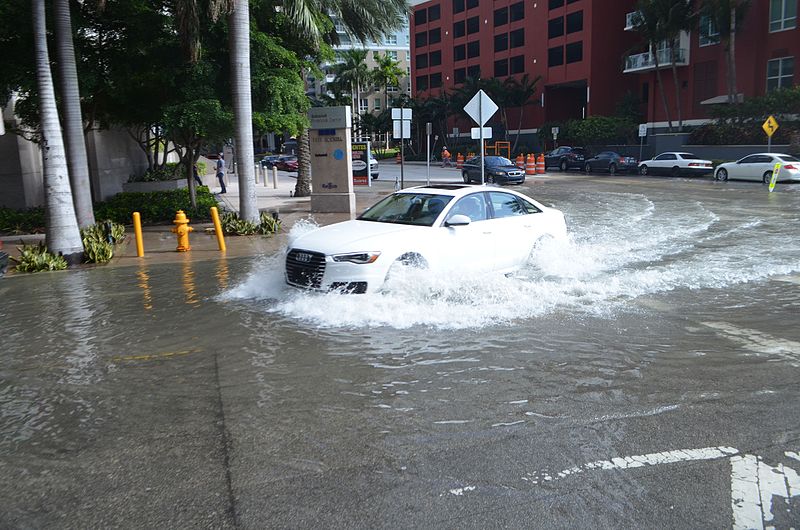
(1, 172, 799, 529)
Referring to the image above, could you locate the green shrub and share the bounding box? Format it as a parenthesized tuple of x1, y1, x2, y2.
(128, 161, 207, 182)
(0, 207, 46, 235)
(93, 188, 217, 225)
(12, 242, 68, 273)
(220, 211, 282, 236)
(258, 212, 282, 235)
(80, 220, 126, 263)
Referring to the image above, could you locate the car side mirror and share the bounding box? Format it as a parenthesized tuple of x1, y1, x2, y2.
(445, 214, 471, 227)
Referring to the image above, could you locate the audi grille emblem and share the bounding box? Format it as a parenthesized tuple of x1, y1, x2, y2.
(296, 252, 312, 263)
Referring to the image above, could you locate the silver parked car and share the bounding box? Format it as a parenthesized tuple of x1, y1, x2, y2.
(638, 152, 713, 177)
(714, 153, 800, 183)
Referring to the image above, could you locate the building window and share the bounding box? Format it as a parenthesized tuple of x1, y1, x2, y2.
(417, 75, 429, 91)
(359, 98, 369, 112)
(494, 6, 508, 27)
(466, 0, 479, 9)
(429, 28, 441, 45)
(388, 50, 398, 61)
(549, 0, 564, 9)
(510, 28, 524, 48)
(510, 2, 525, 22)
(387, 85, 399, 93)
(767, 56, 794, 91)
(566, 11, 583, 33)
(467, 16, 480, 34)
(415, 32, 427, 47)
(416, 53, 429, 69)
(429, 5, 441, 22)
(454, 20, 466, 38)
(454, 44, 466, 61)
(454, 68, 466, 84)
(699, 15, 720, 46)
(453, 0, 465, 14)
(467, 40, 480, 58)
(494, 58, 509, 77)
(467, 65, 481, 78)
(548, 17, 564, 39)
(386, 35, 398, 46)
(374, 98, 381, 110)
(566, 41, 583, 63)
(414, 10, 427, 25)
(770, 0, 797, 31)
(510, 55, 525, 74)
(430, 73, 443, 88)
(548, 46, 564, 67)
(495, 33, 509, 52)
(429, 50, 442, 67)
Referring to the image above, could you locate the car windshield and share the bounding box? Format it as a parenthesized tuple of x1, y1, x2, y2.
(679, 153, 702, 159)
(485, 156, 514, 167)
(358, 193, 453, 227)
(779, 155, 799, 162)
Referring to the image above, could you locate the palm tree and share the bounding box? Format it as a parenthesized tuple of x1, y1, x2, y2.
(32, 0, 83, 263)
(631, 0, 673, 132)
(504, 74, 542, 152)
(659, 0, 695, 131)
(334, 48, 373, 135)
(53, 0, 95, 228)
(373, 52, 404, 113)
(701, 0, 750, 107)
(229, 0, 258, 222)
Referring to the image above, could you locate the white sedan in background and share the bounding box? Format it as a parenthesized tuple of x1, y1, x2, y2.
(638, 152, 714, 177)
(285, 185, 568, 294)
(714, 153, 800, 183)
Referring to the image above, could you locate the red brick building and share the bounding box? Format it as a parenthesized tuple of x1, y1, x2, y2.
(410, 0, 798, 133)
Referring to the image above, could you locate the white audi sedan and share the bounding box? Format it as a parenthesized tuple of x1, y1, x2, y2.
(638, 152, 713, 177)
(285, 185, 568, 293)
(714, 153, 800, 183)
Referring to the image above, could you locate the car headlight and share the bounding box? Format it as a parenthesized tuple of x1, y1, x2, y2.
(332, 252, 381, 264)
(489, 171, 504, 177)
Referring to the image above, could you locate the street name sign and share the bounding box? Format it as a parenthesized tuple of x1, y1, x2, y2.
(471, 127, 492, 140)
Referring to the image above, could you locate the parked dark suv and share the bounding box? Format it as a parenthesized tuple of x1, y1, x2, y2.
(544, 146, 586, 171)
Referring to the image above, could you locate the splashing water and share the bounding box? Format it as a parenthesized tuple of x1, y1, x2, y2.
(222, 192, 800, 330)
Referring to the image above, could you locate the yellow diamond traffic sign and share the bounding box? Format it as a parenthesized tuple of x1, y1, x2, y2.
(762, 115, 779, 137)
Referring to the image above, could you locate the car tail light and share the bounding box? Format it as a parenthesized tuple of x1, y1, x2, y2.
(619, 157, 626, 163)
(783, 164, 797, 170)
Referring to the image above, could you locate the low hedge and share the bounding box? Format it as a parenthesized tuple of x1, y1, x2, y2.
(0, 207, 46, 235)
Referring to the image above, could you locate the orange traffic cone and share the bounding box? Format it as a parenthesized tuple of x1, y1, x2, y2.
(516, 154, 525, 169)
(536, 154, 546, 174)
(525, 154, 536, 176)
(456, 153, 464, 169)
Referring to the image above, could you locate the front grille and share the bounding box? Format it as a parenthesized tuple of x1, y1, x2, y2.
(506, 170, 523, 177)
(286, 249, 326, 288)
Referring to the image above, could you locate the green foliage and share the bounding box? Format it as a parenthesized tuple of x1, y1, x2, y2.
(11, 242, 68, 273)
(0, 207, 45, 235)
(93, 188, 218, 225)
(128, 161, 208, 183)
(539, 117, 637, 147)
(80, 221, 126, 264)
(220, 211, 282, 236)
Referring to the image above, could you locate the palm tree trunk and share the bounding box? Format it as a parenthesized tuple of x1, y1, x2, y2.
(728, 6, 738, 107)
(33, 0, 83, 264)
(294, 128, 311, 197)
(513, 109, 524, 152)
(669, 44, 683, 131)
(652, 43, 673, 133)
(53, 0, 95, 228)
(230, 0, 258, 223)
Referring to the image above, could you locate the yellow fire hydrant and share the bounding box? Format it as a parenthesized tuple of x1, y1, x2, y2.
(171, 210, 193, 252)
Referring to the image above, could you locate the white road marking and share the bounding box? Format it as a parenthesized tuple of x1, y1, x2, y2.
(491, 420, 525, 427)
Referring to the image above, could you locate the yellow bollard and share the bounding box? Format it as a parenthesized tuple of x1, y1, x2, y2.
(210, 207, 227, 252)
(133, 212, 144, 257)
(170, 210, 193, 252)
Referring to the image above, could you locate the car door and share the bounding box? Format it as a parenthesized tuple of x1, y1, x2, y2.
(753, 155, 776, 181)
(730, 155, 760, 180)
(652, 153, 676, 175)
(486, 191, 537, 270)
(595, 152, 611, 171)
(439, 192, 496, 272)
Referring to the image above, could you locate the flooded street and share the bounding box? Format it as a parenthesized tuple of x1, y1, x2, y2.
(2, 175, 800, 528)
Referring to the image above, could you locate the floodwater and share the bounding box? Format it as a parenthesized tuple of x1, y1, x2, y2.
(2, 176, 799, 528)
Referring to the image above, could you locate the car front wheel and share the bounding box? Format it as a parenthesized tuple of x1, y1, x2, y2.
(639, 165, 648, 176)
(716, 168, 728, 181)
(584, 163, 591, 173)
(608, 164, 617, 175)
(560, 159, 568, 172)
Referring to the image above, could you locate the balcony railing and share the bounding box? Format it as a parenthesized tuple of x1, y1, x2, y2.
(624, 47, 688, 73)
(625, 11, 639, 30)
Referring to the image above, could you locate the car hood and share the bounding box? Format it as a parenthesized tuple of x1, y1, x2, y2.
(489, 165, 522, 172)
(289, 219, 425, 255)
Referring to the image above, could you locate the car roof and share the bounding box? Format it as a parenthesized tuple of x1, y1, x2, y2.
(743, 152, 790, 157)
(401, 184, 527, 199)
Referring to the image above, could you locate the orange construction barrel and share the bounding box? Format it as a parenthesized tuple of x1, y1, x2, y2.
(525, 154, 536, 176)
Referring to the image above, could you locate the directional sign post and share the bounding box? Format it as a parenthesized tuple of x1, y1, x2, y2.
(638, 123, 648, 163)
(426, 122, 432, 186)
(464, 90, 499, 185)
(769, 162, 781, 193)
(392, 107, 412, 189)
(763, 115, 779, 153)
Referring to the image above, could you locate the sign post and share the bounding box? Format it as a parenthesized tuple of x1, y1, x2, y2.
(769, 162, 781, 193)
(762, 115, 779, 153)
(638, 123, 648, 162)
(426, 122, 432, 186)
(464, 90, 499, 185)
(552, 126, 559, 148)
(392, 107, 412, 190)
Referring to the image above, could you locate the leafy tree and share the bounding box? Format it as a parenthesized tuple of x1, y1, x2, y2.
(372, 52, 404, 113)
(631, 0, 673, 131)
(333, 48, 373, 134)
(503, 74, 542, 152)
(659, 0, 695, 131)
(700, 0, 750, 108)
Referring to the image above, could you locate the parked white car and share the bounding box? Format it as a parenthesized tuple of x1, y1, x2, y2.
(369, 156, 379, 179)
(285, 185, 568, 293)
(714, 153, 800, 183)
(638, 152, 714, 177)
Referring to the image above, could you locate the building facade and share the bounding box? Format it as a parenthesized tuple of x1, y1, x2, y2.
(411, 0, 798, 133)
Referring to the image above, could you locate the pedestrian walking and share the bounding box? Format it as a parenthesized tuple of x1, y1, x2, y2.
(216, 155, 226, 194)
(193, 164, 203, 187)
(441, 146, 452, 167)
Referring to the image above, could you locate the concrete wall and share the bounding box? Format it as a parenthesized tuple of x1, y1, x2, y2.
(86, 126, 149, 201)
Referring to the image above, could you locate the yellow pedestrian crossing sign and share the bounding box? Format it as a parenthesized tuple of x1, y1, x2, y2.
(762, 115, 779, 137)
